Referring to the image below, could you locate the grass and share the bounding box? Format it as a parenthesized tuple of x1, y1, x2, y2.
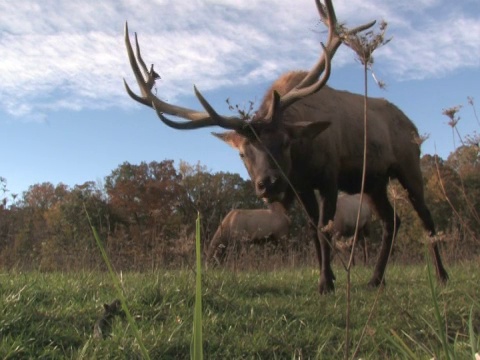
(191, 212, 203, 360)
(0, 263, 478, 359)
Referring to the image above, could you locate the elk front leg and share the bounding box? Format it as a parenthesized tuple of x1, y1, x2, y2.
(299, 190, 333, 294)
(318, 193, 337, 294)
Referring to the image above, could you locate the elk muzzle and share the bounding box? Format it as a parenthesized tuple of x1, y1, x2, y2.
(256, 175, 284, 201)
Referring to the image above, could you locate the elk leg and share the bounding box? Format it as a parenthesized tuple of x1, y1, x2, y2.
(206, 225, 228, 268)
(361, 226, 370, 266)
(299, 191, 322, 270)
(408, 188, 449, 283)
(398, 171, 449, 283)
(362, 233, 368, 266)
(318, 192, 337, 294)
(300, 190, 335, 293)
(369, 186, 400, 288)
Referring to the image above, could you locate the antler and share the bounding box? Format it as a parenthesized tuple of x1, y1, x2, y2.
(296, 0, 376, 89)
(124, 0, 376, 130)
(270, 0, 376, 116)
(124, 23, 246, 131)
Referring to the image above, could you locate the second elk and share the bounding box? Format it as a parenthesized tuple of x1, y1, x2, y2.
(207, 202, 290, 266)
(330, 193, 373, 266)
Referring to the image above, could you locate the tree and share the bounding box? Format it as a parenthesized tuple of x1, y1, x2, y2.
(176, 161, 262, 245)
(104, 160, 184, 266)
(421, 155, 462, 234)
(446, 145, 480, 236)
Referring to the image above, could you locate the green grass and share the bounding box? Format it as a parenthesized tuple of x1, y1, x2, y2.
(0, 263, 478, 359)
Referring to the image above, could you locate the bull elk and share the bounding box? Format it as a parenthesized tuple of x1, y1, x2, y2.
(206, 202, 290, 265)
(124, 0, 448, 293)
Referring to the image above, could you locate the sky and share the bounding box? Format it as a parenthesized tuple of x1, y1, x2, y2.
(1, 0, 479, 199)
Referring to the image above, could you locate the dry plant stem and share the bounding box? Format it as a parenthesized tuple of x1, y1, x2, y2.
(469, 97, 480, 126)
(345, 60, 369, 360)
(455, 126, 465, 147)
(351, 182, 398, 360)
(450, 125, 465, 149)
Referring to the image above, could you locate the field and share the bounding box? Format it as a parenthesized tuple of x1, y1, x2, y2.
(1, 262, 479, 359)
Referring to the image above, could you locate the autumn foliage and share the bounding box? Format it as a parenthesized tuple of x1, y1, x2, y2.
(0, 139, 479, 271)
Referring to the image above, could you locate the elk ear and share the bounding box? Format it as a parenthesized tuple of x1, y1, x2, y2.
(285, 121, 330, 139)
(212, 131, 244, 149)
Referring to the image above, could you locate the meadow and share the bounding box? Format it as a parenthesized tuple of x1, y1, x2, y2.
(0, 261, 479, 359)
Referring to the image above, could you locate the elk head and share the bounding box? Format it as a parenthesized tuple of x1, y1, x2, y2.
(123, 0, 375, 201)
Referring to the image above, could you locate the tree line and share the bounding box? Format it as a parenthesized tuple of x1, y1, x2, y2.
(0, 143, 479, 271)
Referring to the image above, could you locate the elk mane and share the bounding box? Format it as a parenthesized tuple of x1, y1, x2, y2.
(255, 71, 309, 120)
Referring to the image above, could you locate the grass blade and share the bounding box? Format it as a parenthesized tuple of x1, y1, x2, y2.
(426, 248, 451, 360)
(387, 329, 419, 360)
(191, 212, 204, 360)
(85, 206, 151, 360)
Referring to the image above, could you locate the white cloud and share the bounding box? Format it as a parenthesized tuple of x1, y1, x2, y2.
(0, 0, 479, 120)
(377, 15, 480, 80)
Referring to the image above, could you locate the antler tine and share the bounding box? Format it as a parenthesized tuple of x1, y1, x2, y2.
(153, 103, 244, 131)
(153, 104, 213, 130)
(133, 32, 156, 90)
(124, 22, 213, 122)
(124, 22, 248, 130)
(276, 0, 375, 113)
(345, 20, 377, 36)
(194, 86, 247, 131)
(278, 43, 331, 112)
(318, 0, 338, 35)
(294, 0, 338, 90)
(124, 23, 153, 102)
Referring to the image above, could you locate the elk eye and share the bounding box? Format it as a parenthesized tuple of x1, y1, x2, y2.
(239, 152, 245, 159)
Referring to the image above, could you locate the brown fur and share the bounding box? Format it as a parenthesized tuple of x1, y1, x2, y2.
(207, 202, 290, 265)
(217, 69, 448, 294)
(331, 193, 373, 266)
(255, 71, 308, 119)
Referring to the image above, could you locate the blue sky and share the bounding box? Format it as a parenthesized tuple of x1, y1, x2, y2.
(1, 0, 479, 199)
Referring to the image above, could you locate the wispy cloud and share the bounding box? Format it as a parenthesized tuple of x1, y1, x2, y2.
(0, 0, 479, 121)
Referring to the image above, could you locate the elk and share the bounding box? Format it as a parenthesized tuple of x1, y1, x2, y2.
(206, 202, 290, 265)
(330, 193, 373, 266)
(123, 0, 449, 293)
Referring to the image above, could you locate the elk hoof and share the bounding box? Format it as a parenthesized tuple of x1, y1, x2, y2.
(438, 269, 449, 284)
(318, 279, 335, 294)
(367, 277, 385, 289)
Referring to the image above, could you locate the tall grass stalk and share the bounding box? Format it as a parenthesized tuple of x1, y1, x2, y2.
(191, 212, 204, 360)
(84, 205, 151, 360)
(426, 249, 452, 359)
(387, 329, 419, 360)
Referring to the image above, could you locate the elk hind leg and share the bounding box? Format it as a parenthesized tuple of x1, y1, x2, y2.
(407, 179, 448, 283)
(399, 173, 449, 283)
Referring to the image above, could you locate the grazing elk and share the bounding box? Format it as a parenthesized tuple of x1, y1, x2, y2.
(330, 193, 373, 266)
(123, 0, 448, 293)
(206, 202, 290, 265)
